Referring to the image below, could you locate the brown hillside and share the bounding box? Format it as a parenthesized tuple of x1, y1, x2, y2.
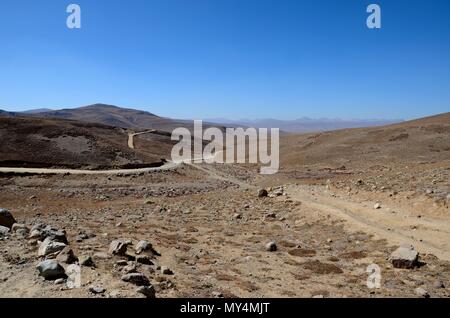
(0, 116, 174, 169)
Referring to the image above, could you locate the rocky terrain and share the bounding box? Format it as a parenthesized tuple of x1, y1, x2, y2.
(0, 111, 449, 298)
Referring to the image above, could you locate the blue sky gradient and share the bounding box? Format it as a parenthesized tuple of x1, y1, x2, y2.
(0, 0, 449, 120)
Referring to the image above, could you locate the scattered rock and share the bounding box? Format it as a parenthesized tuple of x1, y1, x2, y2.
(31, 225, 68, 244)
(79, 255, 95, 267)
(116, 260, 128, 266)
(135, 240, 150, 254)
(109, 239, 131, 255)
(414, 287, 430, 298)
(433, 280, 445, 289)
(0, 226, 10, 237)
(75, 233, 89, 242)
(36, 260, 66, 280)
(257, 189, 268, 198)
(89, 286, 106, 294)
(161, 266, 173, 275)
(93, 252, 110, 260)
(136, 255, 154, 265)
(265, 242, 277, 252)
(56, 247, 78, 264)
(11, 223, 29, 233)
(0, 208, 16, 229)
(135, 240, 160, 256)
(212, 291, 224, 298)
(374, 203, 381, 209)
(122, 263, 138, 274)
(38, 237, 67, 257)
(29, 229, 43, 240)
(390, 245, 419, 269)
(136, 285, 156, 298)
(54, 278, 65, 285)
(121, 273, 150, 286)
(265, 212, 277, 219)
(233, 213, 242, 220)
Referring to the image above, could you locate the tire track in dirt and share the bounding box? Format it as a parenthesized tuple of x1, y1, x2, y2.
(285, 184, 450, 261)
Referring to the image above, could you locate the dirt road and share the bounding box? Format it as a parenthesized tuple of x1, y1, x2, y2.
(128, 130, 156, 149)
(285, 184, 450, 261)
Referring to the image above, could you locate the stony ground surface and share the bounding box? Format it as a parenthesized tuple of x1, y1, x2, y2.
(1, 161, 449, 298)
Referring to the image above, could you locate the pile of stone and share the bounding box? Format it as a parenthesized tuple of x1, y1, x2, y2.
(107, 238, 171, 298)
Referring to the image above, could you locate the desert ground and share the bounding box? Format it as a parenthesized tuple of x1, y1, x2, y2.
(0, 110, 449, 298)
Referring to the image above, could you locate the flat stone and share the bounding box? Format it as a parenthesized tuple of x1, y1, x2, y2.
(389, 245, 419, 269)
(89, 286, 106, 294)
(121, 273, 150, 286)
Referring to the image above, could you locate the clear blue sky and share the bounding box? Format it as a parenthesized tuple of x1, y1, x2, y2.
(0, 0, 449, 120)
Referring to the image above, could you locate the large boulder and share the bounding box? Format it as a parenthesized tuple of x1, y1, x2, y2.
(0, 208, 16, 229)
(38, 237, 67, 257)
(389, 245, 419, 269)
(36, 260, 66, 280)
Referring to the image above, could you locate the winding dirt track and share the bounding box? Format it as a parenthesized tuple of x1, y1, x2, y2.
(128, 130, 156, 149)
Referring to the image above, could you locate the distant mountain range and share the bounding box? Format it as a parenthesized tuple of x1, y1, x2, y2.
(1, 104, 402, 133)
(206, 117, 403, 133)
